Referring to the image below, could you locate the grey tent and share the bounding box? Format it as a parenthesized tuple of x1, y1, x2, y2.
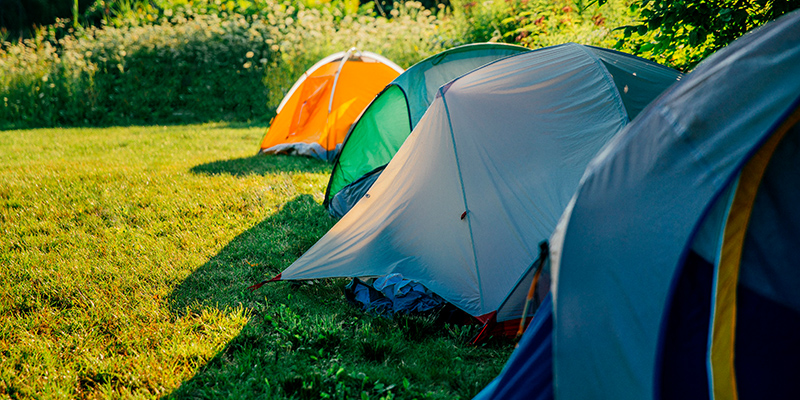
(325, 43, 530, 218)
(273, 43, 680, 320)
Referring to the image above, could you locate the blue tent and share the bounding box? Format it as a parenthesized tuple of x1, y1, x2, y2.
(476, 10, 800, 400)
(475, 294, 554, 400)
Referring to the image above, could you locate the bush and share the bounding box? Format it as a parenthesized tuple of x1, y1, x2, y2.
(0, 0, 443, 129)
(1, 14, 276, 128)
(441, 0, 638, 49)
(261, 1, 444, 110)
(0, 0, 94, 40)
(614, 0, 800, 71)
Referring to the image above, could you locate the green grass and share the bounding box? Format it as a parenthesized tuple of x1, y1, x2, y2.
(0, 124, 511, 399)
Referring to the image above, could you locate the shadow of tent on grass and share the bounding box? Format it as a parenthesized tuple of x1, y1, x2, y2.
(167, 194, 331, 314)
(190, 154, 331, 178)
(163, 194, 339, 399)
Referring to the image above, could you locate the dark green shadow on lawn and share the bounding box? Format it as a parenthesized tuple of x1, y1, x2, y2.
(190, 155, 331, 178)
(162, 195, 509, 399)
(163, 194, 342, 399)
(167, 194, 334, 316)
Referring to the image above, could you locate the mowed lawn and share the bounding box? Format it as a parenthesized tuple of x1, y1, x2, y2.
(0, 124, 511, 399)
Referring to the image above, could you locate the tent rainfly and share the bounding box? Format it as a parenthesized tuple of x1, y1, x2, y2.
(324, 43, 530, 217)
(269, 43, 681, 323)
(258, 48, 403, 161)
(475, 10, 800, 400)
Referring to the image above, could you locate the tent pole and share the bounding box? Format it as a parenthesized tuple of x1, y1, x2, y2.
(326, 48, 358, 158)
(516, 241, 549, 340)
(329, 47, 357, 114)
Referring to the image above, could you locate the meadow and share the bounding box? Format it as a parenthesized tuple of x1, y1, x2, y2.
(0, 123, 511, 399)
(3, 1, 789, 398)
(0, 2, 626, 397)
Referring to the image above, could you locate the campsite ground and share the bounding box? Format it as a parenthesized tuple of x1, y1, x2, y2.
(0, 123, 511, 399)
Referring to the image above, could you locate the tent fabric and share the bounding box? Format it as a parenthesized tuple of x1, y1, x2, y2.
(471, 244, 551, 343)
(276, 43, 681, 319)
(324, 43, 530, 217)
(663, 120, 800, 400)
(481, 46, 682, 333)
(706, 127, 788, 399)
(659, 251, 714, 400)
(259, 49, 403, 161)
(494, 255, 551, 324)
(546, 11, 800, 400)
(720, 121, 800, 399)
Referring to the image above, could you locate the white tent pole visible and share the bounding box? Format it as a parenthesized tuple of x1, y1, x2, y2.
(275, 51, 348, 114)
(329, 47, 358, 114)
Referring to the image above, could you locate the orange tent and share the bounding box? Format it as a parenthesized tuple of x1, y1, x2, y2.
(259, 49, 404, 161)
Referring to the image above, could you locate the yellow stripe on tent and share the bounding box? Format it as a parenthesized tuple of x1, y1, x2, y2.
(710, 106, 800, 400)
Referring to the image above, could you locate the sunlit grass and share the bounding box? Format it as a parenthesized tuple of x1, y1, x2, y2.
(0, 123, 510, 399)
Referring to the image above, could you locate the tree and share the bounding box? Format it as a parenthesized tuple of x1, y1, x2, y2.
(614, 0, 800, 70)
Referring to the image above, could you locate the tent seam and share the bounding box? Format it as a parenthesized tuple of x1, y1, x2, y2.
(275, 51, 348, 113)
(577, 44, 630, 122)
(324, 83, 396, 205)
(440, 86, 484, 313)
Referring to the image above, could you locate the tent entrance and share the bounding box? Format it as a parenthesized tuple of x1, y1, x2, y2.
(661, 106, 800, 400)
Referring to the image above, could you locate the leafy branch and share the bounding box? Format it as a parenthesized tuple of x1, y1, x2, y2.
(614, 0, 800, 70)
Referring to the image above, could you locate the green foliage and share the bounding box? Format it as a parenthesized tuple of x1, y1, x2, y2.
(615, 0, 800, 70)
(73, 0, 80, 28)
(441, 0, 639, 49)
(0, 0, 443, 129)
(4, 0, 793, 129)
(440, 0, 515, 44)
(0, 124, 511, 398)
(0, 14, 277, 128)
(255, 0, 444, 112)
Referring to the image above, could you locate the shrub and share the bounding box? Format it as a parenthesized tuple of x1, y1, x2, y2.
(614, 0, 800, 71)
(0, 0, 443, 129)
(440, 0, 639, 50)
(1, 14, 276, 128)
(261, 1, 444, 110)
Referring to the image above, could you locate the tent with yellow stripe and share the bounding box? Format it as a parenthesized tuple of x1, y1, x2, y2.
(259, 49, 403, 161)
(476, 10, 800, 400)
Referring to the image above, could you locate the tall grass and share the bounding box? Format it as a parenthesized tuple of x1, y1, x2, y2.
(0, 1, 444, 130)
(0, 124, 510, 398)
(0, 14, 278, 128)
(441, 0, 639, 49)
(1, 0, 693, 130)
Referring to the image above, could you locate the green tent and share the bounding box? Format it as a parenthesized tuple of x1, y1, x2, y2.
(323, 43, 530, 217)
